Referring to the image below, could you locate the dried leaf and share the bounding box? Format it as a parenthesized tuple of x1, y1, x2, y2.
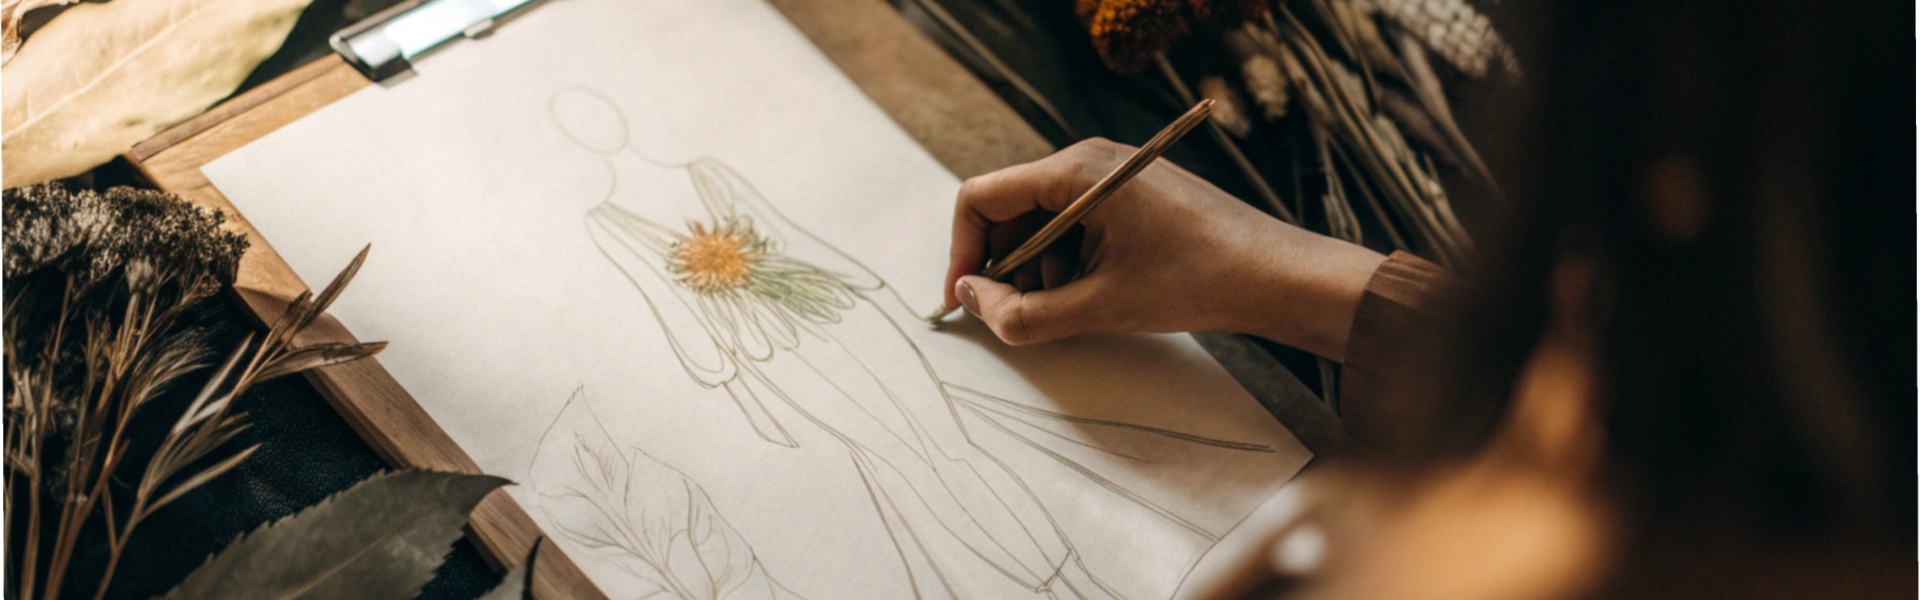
(174, 332, 250, 435)
(1, 0, 79, 64)
(295, 244, 370, 334)
(254, 341, 386, 382)
(474, 538, 541, 600)
(146, 444, 257, 514)
(159, 470, 508, 600)
(261, 290, 313, 351)
(1, 0, 315, 187)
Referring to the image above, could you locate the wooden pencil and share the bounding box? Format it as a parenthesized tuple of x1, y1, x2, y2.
(926, 98, 1215, 324)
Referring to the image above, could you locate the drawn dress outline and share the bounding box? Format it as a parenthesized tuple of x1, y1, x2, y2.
(558, 87, 1281, 599)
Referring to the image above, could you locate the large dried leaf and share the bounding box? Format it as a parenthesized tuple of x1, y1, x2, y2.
(1, 0, 314, 187)
(158, 470, 508, 600)
(1, 0, 79, 64)
(474, 539, 541, 600)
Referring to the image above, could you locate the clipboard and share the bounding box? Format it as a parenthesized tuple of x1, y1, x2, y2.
(120, 1, 1343, 596)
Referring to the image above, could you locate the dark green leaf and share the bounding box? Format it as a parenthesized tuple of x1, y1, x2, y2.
(473, 538, 541, 600)
(157, 470, 508, 600)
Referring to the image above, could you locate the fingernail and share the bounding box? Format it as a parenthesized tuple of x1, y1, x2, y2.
(957, 279, 981, 318)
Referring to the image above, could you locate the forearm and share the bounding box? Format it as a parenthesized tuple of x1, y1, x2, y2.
(1234, 221, 1388, 362)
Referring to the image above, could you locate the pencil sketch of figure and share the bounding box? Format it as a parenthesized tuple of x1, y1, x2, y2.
(530, 387, 805, 600)
(551, 87, 1283, 599)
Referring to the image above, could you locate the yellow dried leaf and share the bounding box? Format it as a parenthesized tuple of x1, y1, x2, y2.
(2, 0, 80, 64)
(2, 0, 314, 187)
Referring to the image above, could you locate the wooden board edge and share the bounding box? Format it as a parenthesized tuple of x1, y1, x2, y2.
(131, 56, 348, 163)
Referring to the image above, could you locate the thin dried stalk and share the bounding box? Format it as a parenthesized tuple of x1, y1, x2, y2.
(1394, 29, 1499, 195)
(1267, 7, 1471, 269)
(909, 0, 1080, 140)
(1156, 54, 1297, 223)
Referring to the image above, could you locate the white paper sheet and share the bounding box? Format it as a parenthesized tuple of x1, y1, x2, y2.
(205, 1, 1310, 597)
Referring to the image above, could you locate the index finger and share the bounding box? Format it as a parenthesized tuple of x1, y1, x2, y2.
(939, 140, 1124, 311)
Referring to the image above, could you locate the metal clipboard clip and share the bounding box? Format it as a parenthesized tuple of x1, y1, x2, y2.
(331, 0, 542, 81)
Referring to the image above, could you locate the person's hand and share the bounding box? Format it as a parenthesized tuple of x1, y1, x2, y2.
(939, 139, 1387, 360)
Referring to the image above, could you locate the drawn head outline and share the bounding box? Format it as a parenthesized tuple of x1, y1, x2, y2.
(549, 87, 630, 156)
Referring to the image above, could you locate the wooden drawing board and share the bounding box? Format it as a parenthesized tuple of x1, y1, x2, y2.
(123, 1, 1344, 597)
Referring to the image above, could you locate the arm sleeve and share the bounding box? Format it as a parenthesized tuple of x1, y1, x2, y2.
(1339, 251, 1461, 445)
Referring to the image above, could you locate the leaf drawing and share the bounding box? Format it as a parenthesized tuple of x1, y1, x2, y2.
(530, 388, 803, 599)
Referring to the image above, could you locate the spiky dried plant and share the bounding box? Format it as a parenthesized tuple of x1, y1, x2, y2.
(3, 184, 385, 600)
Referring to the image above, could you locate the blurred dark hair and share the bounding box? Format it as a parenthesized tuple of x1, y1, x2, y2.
(1426, 0, 1913, 589)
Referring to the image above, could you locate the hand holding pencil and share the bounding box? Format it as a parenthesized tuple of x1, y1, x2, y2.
(934, 102, 1389, 361)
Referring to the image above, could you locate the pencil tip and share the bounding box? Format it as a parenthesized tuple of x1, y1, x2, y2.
(922, 303, 950, 327)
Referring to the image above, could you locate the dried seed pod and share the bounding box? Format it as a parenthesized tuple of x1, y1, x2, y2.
(1223, 27, 1289, 120)
(1240, 54, 1292, 120)
(1368, 0, 1517, 78)
(1199, 76, 1254, 137)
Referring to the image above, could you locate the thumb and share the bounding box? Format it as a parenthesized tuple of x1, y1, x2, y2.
(955, 275, 1104, 345)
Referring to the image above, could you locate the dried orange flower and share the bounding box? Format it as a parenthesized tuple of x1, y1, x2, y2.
(1077, 0, 1188, 72)
(1187, 0, 1267, 23)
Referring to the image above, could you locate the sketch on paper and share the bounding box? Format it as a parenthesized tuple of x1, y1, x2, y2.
(530, 387, 805, 600)
(544, 87, 1286, 599)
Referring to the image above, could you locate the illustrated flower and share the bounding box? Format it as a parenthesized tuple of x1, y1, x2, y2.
(585, 157, 886, 448)
(669, 220, 762, 293)
(664, 216, 861, 358)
